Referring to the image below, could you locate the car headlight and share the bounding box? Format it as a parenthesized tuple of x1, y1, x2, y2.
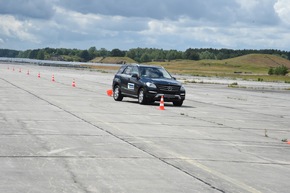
(180, 85, 185, 92)
(146, 82, 157, 88)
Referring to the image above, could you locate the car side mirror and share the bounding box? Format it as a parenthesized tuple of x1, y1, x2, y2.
(131, 73, 139, 79)
(172, 77, 176, 80)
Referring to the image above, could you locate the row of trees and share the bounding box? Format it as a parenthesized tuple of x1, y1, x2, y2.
(1, 47, 290, 63)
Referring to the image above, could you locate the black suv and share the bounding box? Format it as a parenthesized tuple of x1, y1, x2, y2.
(112, 64, 185, 106)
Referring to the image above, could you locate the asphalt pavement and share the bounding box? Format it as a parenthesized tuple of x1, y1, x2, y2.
(1, 63, 290, 193)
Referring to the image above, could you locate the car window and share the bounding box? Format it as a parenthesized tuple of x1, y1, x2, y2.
(158, 68, 172, 79)
(123, 66, 133, 75)
(132, 66, 138, 75)
(117, 65, 126, 74)
(140, 67, 172, 79)
(148, 68, 161, 78)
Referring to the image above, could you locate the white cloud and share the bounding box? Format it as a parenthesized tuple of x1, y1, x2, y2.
(0, 0, 289, 51)
(0, 0, 56, 19)
(54, 6, 102, 32)
(0, 15, 39, 43)
(274, 0, 290, 25)
(52, 6, 147, 37)
(144, 20, 177, 35)
(236, 0, 259, 10)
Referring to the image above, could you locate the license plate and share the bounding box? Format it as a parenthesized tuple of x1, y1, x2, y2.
(164, 94, 176, 99)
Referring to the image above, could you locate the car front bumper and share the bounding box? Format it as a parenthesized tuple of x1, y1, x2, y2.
(146, 90, 185, 102)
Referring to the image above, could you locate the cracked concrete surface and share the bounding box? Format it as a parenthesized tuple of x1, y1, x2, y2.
(0, 63, 290, 193)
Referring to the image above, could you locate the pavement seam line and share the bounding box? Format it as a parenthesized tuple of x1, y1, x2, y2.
(1, 78, 92, 193)
(102, 121, 262, 193)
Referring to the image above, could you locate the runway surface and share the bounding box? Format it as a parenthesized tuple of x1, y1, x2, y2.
(1, 63, 290, 193)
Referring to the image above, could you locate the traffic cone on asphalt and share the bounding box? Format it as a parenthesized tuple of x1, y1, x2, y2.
(72, 79, 76, 87)
(107, 89, 113, 96)
(51, 74, 55, 82)
(38, 72, 40, 78)
(27, 70, 30, 75)
(159, 95, 165, 110)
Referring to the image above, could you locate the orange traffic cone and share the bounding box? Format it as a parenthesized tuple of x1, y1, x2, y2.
(27, 70, 30, 75)
(38, 72, 40, 78)
(107, 89, 113, 96)
(51, 74, 55, 82)
(72, 79, 76, 87)
(287, 141, 290, 145)
(159, 95, 165, 110)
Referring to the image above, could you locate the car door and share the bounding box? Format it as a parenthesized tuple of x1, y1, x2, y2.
(126, 66, 140, 97)
(120, 65, 133, 95)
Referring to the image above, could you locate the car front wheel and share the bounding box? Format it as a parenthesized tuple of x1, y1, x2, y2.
(173, 100, 183, 106)
(138, 88, 148, 104)
(113, 85, 123, 101)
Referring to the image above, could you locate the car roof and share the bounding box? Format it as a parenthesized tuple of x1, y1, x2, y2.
(124, 64, 163, 68)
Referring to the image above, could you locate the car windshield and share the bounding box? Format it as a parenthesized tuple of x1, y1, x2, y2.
(139, 66, 172, 79)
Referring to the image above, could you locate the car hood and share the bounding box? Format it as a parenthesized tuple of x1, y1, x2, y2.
(141, 77, 182, 86)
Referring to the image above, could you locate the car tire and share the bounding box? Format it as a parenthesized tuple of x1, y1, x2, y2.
(173, 100, 183, 106)
(113, 85, 123, 101)
(138, 88, 148, 104)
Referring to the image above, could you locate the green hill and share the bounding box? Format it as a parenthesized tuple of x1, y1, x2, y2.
(90, 56, 136, 64)
(85, 54, 290, 82)
(149, 54, 290, 82)
(224, 54, 290, 69)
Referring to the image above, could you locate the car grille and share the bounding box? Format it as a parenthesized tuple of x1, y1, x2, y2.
(157, 85, 180, 93)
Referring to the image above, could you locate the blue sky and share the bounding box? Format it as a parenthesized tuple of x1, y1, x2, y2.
(0, 0, 290, 51)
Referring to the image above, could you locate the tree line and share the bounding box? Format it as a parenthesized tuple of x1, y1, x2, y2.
(1, 47, 290, 63)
